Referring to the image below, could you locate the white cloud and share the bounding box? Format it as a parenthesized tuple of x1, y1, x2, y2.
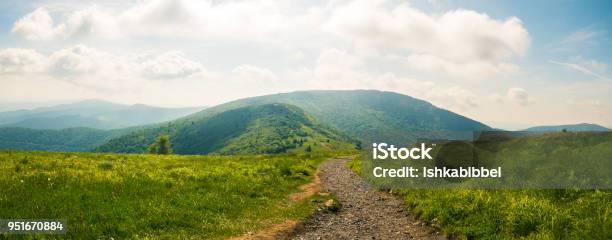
(11, 6, 118, 41)
(141, 51, 206, 79)
(489, 87, 534, 106)
(404, 54, 520, 80)
(11, 8, 58, 41)
(232, 65, 277, 83)
(560, 26, 606, 45)
(61, 6, 119, 39)
(287, 48, 480, 112)
(326, 0, 529, 80)
(550, 58, 609, 80)
(327, 1, 529, 62)
(506, 87, 533, 106)
(48, 45, 111, 76)
(0, 45, 209, 89)
(12, 0, 291, 42)
(0, 48, 46, 74)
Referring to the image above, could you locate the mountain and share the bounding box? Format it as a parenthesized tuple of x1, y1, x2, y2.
(170, 90, 492, 143)
(523, 123, 610, 132)
(96, 103, 357, 154)
(0, 100, 204, 130)
(0, 127, 131, 152)
(2, 90, 491, 154)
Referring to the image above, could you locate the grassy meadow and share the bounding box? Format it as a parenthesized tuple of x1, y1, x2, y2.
(0, 150, 340, 239)
(348, 132, 612, 239)
(349, 156, 611, 239)
(398, 189, 610, 239)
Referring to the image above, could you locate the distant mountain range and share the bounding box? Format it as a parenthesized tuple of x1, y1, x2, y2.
(6, 90, 607, 155)
(523, 123, 610, 132)
(0, 100, 204, 130)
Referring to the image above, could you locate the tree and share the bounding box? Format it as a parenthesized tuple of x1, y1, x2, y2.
(147, 142, 158, 154)
(305, 145, 312, 152)
(147, 135, 173, 155)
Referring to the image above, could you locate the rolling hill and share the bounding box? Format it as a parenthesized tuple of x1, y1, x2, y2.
(96, 103, 357, 154)
(0, 100, 203, 130)
(523, 123, 610, 132)
(169, 90, 492, 144)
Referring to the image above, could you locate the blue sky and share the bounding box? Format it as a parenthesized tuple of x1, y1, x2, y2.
(0, 0, 610, 130)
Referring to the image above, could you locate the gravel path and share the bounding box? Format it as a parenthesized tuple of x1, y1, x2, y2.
(291, 157, 446, 240)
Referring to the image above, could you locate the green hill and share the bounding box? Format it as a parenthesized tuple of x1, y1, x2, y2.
(96, 103, 357, 154)
(523, 123, 610, 132)
(172, 90, 491, 144)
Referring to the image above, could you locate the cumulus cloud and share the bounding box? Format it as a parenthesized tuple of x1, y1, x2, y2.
(286, 48, 480, 111)
(232, 65, 277, 83)
(0, 48, 46, 74)
(5, 0, 536, 113)
(11, 6, 118, 41)
(327, 0, 529, 80)
(0, 45, 208, 89)
(12, 0, 290, 42)
(507, 87, 530, 105)
(10, 0, 530, 82)
(48, 45, 111, 76)
(493, 87, 533, 106)
(123, 0, 287, 40)
(404, 54, 520, 80)
(141, 51, 206, 79)
(11, 8, 58, 41)
(327, 1, 529, 62)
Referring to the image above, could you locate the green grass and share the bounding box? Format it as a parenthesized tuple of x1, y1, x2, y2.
(349, 156, 611, 239)
(0, 151, 338, 239)
(347, 132, 612, 239)
(397, 189, 611, 239)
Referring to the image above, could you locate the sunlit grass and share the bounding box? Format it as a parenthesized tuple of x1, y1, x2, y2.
(0, 151, 334, 239)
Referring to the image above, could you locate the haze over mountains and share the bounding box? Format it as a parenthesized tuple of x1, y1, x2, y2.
(0, 100, 204, 130)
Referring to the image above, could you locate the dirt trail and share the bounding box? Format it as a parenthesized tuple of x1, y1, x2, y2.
(291, 157, 446, 240)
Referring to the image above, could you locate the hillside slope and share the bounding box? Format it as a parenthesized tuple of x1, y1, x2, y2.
(96, 103, 357, 154)
(0, 100, 203, 130)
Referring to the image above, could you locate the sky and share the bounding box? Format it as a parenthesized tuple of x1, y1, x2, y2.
(0, 0, 611, 130)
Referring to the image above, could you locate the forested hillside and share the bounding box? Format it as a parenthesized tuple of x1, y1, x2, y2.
(96, 103, 357, 154)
